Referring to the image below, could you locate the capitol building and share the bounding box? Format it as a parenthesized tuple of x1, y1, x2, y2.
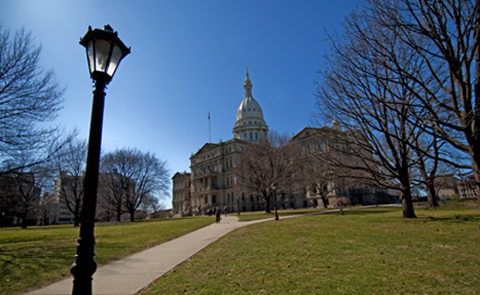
(171, 70, 387, 216)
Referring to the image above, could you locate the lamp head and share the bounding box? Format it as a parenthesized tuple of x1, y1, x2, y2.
(80, 25, 130, 83)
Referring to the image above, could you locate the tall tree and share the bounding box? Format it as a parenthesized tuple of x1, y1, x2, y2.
(234, 134, 301, 214)
(369, 0, 480, 211)
(0, 26, 64, 173)
(101, 148, 169, 222)
(97, 170, 125, 222)
(54, 136, 87, 227)
(0, 157, 55, 228)
(314, 3, 437, 218)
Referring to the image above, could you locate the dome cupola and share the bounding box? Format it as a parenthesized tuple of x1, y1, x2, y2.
(233, 69, 268, 142)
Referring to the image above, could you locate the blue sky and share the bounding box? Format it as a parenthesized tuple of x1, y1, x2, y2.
(1, 0, 361, 207)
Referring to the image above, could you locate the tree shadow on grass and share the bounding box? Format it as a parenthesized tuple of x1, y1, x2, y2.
(417, 214, 480, 223)
(338, 208, 400, 216)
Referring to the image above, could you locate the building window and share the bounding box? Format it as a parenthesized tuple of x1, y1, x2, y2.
(244, 133, 247, 138)
(318, 141, 322, 151)
(250, 133, 253, 140)
(255, 133, 258, 140)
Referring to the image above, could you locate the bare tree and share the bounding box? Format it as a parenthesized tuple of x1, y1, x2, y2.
(140, 194, 164, 213)
(301, 151, 348, 208)
(0, 26, 65, 173)
(316, 9, 425, 217)
(234, 135, 301, 214)
(53, 137, 87, 226)
(0, 158, 56, 228)
(97, 168, 125, 222)
(366, 0, 480, 211)
(0, 171, 40, 228)
(101, 148, 169, 222)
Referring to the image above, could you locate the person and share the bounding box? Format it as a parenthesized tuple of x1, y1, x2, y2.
(224, 206, 228, 217)
(215, 207, 221, 223)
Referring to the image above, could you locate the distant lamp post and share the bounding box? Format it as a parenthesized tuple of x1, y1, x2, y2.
(271, 183, 279, 220)
(70, 25, 130, 295)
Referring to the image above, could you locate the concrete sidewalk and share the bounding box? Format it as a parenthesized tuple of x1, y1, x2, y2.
(25, 215, 272, 295)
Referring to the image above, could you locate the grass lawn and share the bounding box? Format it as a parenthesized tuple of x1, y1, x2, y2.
(142, 204, 480, 294)
(0, 217, 214, 295)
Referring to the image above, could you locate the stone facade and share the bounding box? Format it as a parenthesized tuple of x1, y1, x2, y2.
(171, 172, 191, 216)
(189, 139, 250, 215)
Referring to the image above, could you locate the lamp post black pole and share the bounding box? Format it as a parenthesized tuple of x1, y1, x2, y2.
(70, 78, 107, 295)
(273, 190, 279, 220)
(237, 196, 240, 215)
(272, 183, 279, 220)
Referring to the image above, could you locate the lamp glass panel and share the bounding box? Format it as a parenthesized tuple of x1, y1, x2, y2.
(107, 45, 123, 77)
(94, 39, 111, 73)
(87, 40, 95, 74)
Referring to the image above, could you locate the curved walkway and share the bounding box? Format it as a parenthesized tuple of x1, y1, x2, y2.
(26, 215, 273, 295)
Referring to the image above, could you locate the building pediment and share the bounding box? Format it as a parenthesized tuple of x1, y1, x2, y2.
(291, 127, 321, 141)
(172, 172, 188, 180)
(191, 143, 219, 158)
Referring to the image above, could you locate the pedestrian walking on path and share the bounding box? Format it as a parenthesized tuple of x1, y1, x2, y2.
(215, 206, 221, 223)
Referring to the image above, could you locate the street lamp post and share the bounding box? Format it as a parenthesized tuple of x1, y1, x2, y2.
(70, 25, 130, 295)
(271, 183, 279, 220)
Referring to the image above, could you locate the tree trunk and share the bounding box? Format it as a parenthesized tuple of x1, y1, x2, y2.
(264, 196, 271, 213)
(426, 181, 439, 208)
(116, 207, 122, 222)
(129, 210, 135, 222)
(74, 205, 80, 227)
(21, 214, 27, 229)
(471, 154, 480, 232)
(321, 196, 328, 208)
(401, 186, 416, 218)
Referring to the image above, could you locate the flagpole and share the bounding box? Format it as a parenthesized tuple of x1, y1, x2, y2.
(208, 111, 211, 143)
